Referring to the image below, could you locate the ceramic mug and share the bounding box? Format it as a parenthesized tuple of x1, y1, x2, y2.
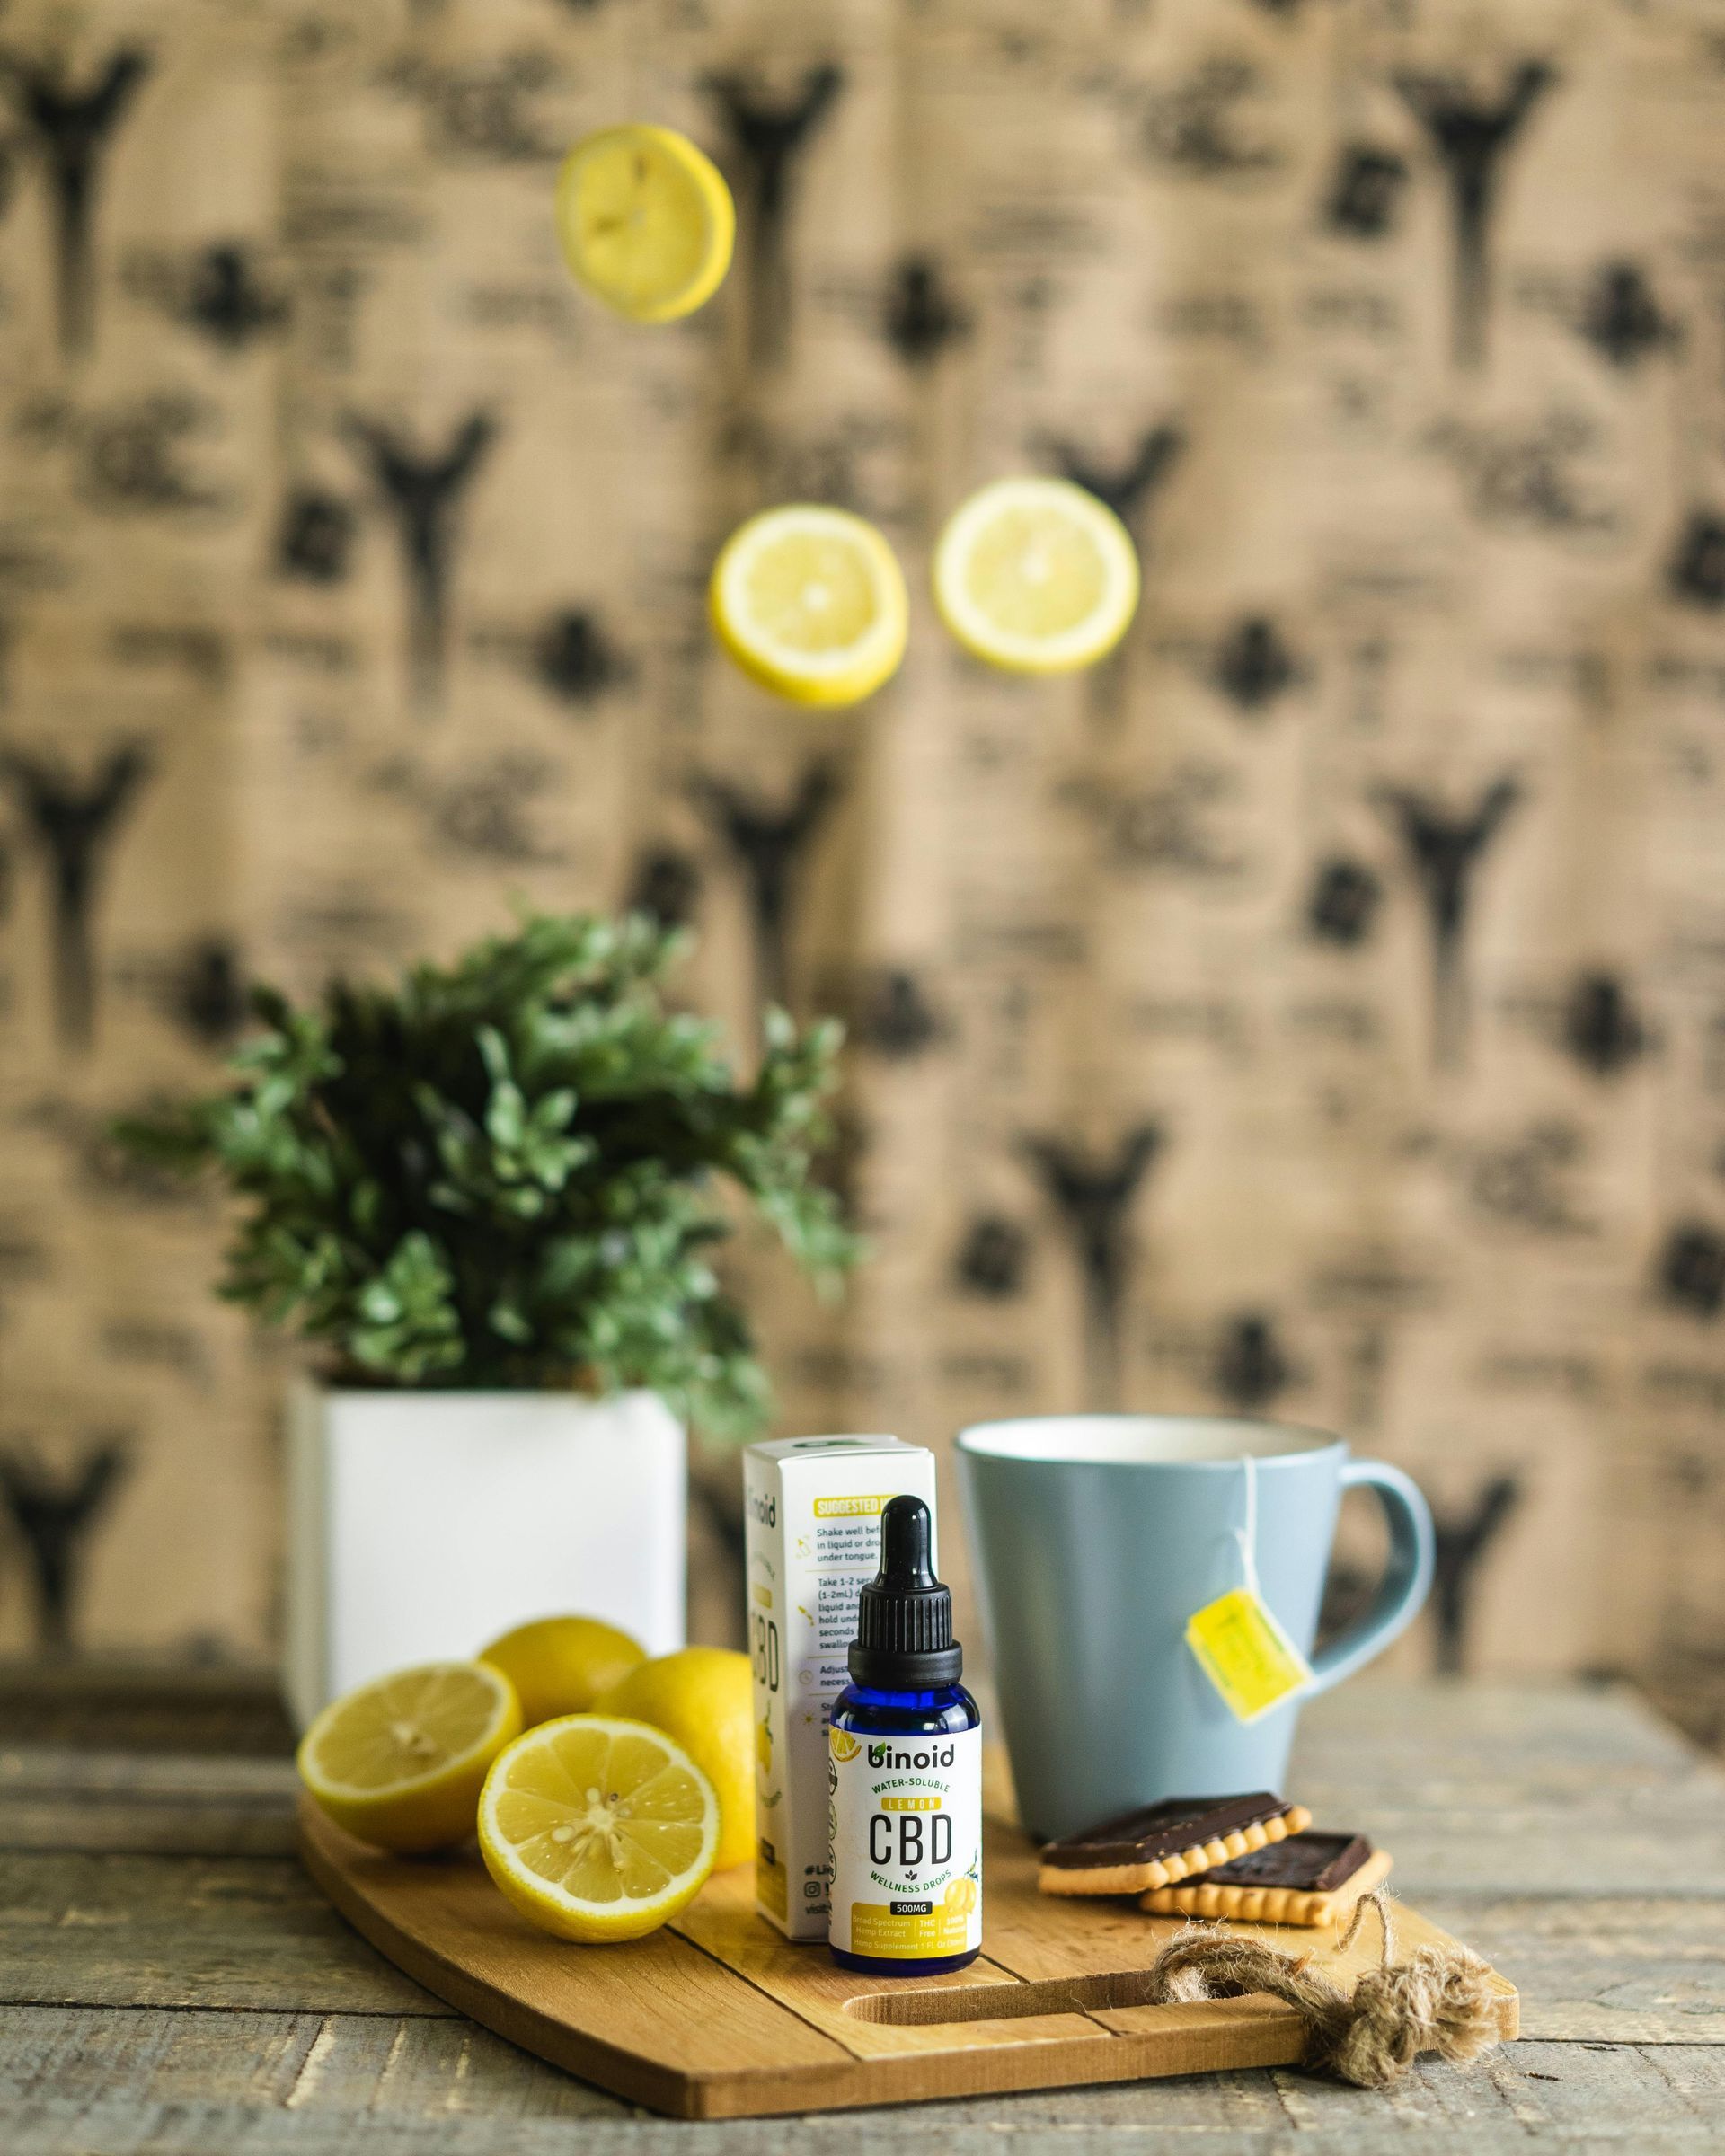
(956, 1415, 1434, 1842)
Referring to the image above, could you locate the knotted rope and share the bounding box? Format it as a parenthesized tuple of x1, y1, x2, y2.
(1141, 1890, 1502, 2090)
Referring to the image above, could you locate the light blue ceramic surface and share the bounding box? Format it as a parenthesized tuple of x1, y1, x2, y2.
(956, 1415, 1434, 1842)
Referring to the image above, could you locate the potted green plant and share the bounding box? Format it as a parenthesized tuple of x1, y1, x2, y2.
(119, 910, 857, 1727)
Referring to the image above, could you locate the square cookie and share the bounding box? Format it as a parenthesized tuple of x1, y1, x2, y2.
(1137, 1829, 1393, 1924)
(1038, 1793, 1313, 1897)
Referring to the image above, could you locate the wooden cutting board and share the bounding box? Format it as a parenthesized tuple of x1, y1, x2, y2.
(299, 1790, 1517, 2118)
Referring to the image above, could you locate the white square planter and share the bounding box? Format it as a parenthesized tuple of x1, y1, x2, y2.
(284, 1384, 686, 1729)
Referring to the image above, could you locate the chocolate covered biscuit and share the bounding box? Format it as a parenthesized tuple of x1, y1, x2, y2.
(1137, 1828, 1392, 1924)
(1038, 1792, 1312, 1897)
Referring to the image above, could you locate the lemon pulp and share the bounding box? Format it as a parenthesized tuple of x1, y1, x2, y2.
(479, 1714, 719, 1941)
(298, 1660, 522, 1852)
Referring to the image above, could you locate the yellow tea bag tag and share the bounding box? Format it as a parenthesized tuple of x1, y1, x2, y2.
(1185, 1586, 1313, 1722)
(1184, 1457, 1314, 1724)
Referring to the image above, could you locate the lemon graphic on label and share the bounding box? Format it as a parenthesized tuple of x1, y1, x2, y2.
(829, 1728, 862, 1763)
(943, 1876, 978, 1914)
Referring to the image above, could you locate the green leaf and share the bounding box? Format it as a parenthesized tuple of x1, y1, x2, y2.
(486, 1082, 527, 1151)
(477, 1026, 512, 1088)
(532, 1089, 577, 1132)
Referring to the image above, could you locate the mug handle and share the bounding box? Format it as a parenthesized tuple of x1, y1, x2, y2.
(1306, 1459, 1435, 1693)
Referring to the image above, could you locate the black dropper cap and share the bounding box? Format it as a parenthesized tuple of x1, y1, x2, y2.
(847, 1496, 963, 1689)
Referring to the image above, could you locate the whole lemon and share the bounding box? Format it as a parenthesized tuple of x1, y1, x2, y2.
(595, 1646, 754, 1871)
(478, 1615, 645, 1727)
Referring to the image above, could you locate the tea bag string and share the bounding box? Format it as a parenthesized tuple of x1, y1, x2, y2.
(1234, 1453, 1261, 1599)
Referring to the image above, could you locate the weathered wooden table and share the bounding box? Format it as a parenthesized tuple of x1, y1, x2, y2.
(4, 1674, 1724, 2152)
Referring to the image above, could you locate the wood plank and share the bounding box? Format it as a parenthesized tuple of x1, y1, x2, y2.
(0, 2006, 626, 2120)
(1417, 1894, 1725, 2045)
(1485, 2037, 1721, 2138)
(0, 1747, 298, 1856)
(4, 2042, 1725, 2152)
(0, 1657, 293, 1758)
(1288, 1681, 1725, 1896)
(0, 1849, 439, 2016)
(0, 2097, 1316, 2156)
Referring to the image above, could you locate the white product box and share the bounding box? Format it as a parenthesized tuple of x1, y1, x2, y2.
(742, 1435, 939, 1940)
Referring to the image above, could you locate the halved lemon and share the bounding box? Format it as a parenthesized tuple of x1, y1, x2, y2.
(297, 1660, 522, 1853)
(478, 1714, 720, 1942)
(555, 124, 734, 323)
(710, 505, 908, 707)
(933, 475, 1140, 673)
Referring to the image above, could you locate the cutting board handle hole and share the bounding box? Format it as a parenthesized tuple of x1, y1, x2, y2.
(845, 1967, 1219, 2026)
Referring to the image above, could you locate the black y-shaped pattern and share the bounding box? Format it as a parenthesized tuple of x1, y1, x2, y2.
(1053, 428, 1185, 720)
(341, 411, 497, 710)
(708, 65, 844, 367)
(691, 762, 843, 1014)
(0, 48, 149, 358)
(0, 1441, 128, 1649)
(1395, 62, 1556, 368)
(1053, 425, 1185, 540)
(1376, 777, 1520, 1071)
(0, 742, 153, 1048)
(1020, 1124, 1163, 1409)
(1429, 1475, 1520, 1674)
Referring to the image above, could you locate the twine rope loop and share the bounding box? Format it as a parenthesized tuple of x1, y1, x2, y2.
(1141, 1891, 1502, 2090)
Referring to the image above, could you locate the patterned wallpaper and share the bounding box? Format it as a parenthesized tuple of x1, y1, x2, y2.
(0, 0, 1721, 1708)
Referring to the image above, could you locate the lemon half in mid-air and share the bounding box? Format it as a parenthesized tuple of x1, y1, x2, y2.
(710, 505, 908, 707)
(478, 1713, 720, 1942)
(297, 1660, 523, 1852)
(556, 124, 735, 323)
(933, 475, 1140, 674)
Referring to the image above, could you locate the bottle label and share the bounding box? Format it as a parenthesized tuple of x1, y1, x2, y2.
(827, 1724, 982, 1958)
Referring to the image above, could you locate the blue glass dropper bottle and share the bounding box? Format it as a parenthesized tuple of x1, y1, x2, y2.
(827, 1495, 983, 1975)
